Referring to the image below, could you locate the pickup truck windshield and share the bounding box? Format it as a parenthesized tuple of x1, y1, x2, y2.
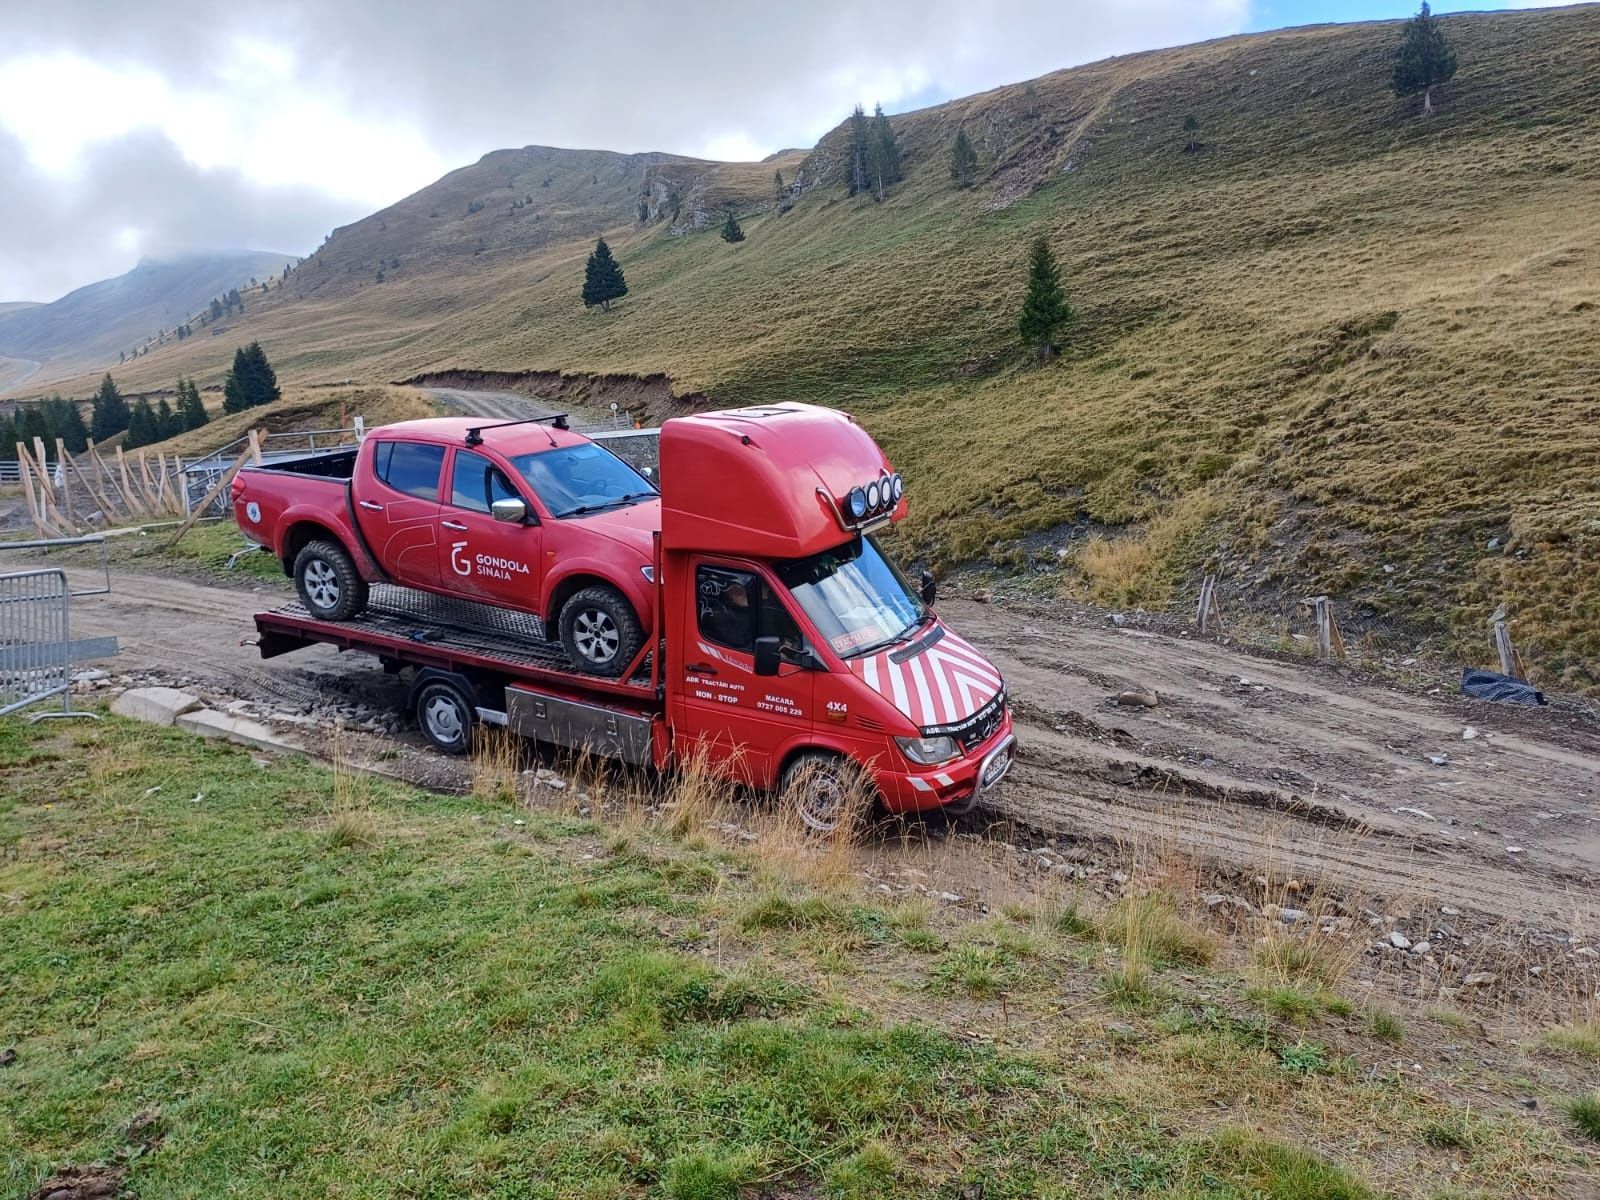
(775, 536, 926, 659)
(508, 443, 657, 518)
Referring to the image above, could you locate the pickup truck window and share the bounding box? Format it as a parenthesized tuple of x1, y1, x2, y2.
(449, 449, 521, 513)
(508, 443, 655, 518)
(376, 441, 445, 501)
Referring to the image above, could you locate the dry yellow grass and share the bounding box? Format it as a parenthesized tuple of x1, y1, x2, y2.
(19, 7, 1600, 685)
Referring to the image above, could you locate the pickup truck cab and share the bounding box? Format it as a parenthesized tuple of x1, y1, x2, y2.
(232, 416, 658, 676)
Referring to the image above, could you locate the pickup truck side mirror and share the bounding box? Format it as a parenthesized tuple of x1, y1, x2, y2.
(920, 569, 937, 608)
(753, 636, 781, 677)
(491, 497, 528, 524)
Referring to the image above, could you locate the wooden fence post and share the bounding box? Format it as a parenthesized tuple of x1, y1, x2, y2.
(1310, 596, 1345, 662)
(1196, 574, 1223, 634)
(1492, 619, 1526, 680)
(165, 442, 256, 548)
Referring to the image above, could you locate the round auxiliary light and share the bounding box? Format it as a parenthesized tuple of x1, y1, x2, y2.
(866, 481, 882, 510)
(890, 473, 904, 503)
(847, 487, 868, 520)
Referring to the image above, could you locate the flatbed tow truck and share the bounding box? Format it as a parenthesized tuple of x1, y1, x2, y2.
(251, 402, 1015, 829)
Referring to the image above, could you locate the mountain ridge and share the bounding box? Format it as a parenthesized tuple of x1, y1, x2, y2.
(17, 4, 1600, 687)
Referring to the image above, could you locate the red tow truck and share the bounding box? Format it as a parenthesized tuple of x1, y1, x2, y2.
(247, 402, 1015, 826)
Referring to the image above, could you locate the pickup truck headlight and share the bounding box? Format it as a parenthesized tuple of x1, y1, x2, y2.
(895, 734, 960, 766)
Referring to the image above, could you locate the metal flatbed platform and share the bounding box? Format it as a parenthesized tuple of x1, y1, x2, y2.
(255, 584, 656, 702)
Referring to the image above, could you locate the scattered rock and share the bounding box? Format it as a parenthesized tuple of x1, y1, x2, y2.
(1462, 727, 1479, 740)
(0, 1047, 16, 1067)
(1462, 971, 1497, 987)
(1518, 1097, 1538, 1110)
(1410, 940, 1432, 955)
(110, 686, 202, 727)
(1427, 753, 1450, 766)
(937, 891, 963, 903)
(1275, 907, 1306, 924)
(1388, 931, 1412, 950)
(1111, 688, 1159, 708)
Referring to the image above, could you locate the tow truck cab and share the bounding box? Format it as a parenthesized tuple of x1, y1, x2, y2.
(658, 403, 1015, 816)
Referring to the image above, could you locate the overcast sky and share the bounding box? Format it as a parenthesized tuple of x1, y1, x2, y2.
(0, 0, 1578, 303)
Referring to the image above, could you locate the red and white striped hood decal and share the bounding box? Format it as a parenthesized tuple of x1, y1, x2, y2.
(848, 625, 1003, 729)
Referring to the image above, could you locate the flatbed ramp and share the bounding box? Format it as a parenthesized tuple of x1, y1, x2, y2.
(255, 584, 655, 699)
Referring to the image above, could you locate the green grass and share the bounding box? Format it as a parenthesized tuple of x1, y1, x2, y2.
(1568, 1093, 1600, 1143)
(1542, 1021, 1600, 1061)
(0, 713, 1588, 1197)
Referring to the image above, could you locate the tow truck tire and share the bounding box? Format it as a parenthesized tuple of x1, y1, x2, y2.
(414, 678, 475, 755)
(558, 585, 643, 678)
(780, 751, 870, 835)
(293, 539, 368, 621)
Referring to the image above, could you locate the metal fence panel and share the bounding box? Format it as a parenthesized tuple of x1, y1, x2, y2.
(0, 568, 111, 720)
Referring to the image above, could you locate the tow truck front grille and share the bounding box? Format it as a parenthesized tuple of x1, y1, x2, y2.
(923, 690, 1006, 752)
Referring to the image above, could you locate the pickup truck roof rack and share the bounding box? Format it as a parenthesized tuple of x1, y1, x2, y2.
(464, 414, 570, 447)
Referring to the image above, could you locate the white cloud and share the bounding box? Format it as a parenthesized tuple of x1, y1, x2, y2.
(0, 0, 1265, 298)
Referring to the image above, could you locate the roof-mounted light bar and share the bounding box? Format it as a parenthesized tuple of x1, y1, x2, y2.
(821, 470, 903, 533)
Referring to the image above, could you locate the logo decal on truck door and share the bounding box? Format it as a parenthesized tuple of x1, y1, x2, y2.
(450, 542, 531, 581)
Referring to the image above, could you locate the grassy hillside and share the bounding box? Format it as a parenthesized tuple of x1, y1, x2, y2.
(0, 252, 296, 384)
(38, 6, 1600, 686)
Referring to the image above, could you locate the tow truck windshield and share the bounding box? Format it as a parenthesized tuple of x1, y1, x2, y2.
(509, 443, 657, 518)
(776, 536, 926, 659)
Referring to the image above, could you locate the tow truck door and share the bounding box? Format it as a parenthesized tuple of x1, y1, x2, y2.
(675, 560, 814, 785)
(439, 448, 544, 610)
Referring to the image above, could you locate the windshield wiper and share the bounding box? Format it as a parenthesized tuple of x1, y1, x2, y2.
(561, 492, 653, 517)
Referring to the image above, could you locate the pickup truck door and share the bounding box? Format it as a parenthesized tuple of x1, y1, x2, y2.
(674, 560, 815, 786)
(354, 439, 445, 590)
(439, 448, 544, 612)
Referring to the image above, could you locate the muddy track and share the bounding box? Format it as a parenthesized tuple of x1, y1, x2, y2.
(41, 562, 1600, 939)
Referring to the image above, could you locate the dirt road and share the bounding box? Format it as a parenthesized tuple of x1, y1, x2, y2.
(44, 558, 1598, 940)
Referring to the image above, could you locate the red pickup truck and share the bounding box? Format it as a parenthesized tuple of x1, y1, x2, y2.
(246, 402, 1016, 828)
(232, 415, 660, 676)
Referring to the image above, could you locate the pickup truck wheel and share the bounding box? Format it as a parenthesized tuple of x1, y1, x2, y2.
(414, 679, 474, 755)
(780, 752, 871, 835)
(293, 540, 368, 620)
(558, 585, 643, 678)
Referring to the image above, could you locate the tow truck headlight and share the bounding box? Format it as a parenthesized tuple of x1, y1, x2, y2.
(895, 734, 960, 765)
(847, 487, 868, 520)
(890, 474, 904, 503)
(866, 480, 882, 510)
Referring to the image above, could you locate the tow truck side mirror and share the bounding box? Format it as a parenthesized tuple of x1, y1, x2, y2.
(920, 570, 937, 608)
(753, 636, 781, 677)
(491, 497, 528, 524)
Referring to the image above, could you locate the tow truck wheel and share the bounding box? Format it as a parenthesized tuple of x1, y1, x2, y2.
(780, 752, 868, 835)
(558, 585, 643, 678)
(414, 678, 474, 755)
(293, 540, 368, 621)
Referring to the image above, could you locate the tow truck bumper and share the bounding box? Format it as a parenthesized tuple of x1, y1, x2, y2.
(876, 721, 1017, 816)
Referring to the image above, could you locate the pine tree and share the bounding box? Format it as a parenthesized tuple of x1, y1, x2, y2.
(1018, 236, 1071, 360)
(1183, 114, 1201, 153)
(89, 374, 129, 441)
(720, 210, 745, 243)
(125, 399, 155, 449)
(247, 343, 280, 407)
(0, 416, 16, 461)
(867, 104, 902, 201)
(581, 238, 628, 311)
(846, 104, 871, 196)
(949, 128, 978, 189)
(1393, 2, 1457, 115)
(772, 169, 786, 208)
(58, 400, 89, 453)
(178, 378, 209, 431)
(155, 397, 178, 441)
(223, 347, 251, 413)
(17, 405, 48, 448)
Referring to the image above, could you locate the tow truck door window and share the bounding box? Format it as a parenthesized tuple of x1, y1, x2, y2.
(676, 562, 813, 786)
(355, 439, 444, 589)
(439, 449, 543, 609)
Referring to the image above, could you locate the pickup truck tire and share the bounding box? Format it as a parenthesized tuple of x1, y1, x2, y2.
(293, 540, 368, 621)
(413, 677, 474, 755)
(781, 751, 870, 835)
(558, 585, 643, 678)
